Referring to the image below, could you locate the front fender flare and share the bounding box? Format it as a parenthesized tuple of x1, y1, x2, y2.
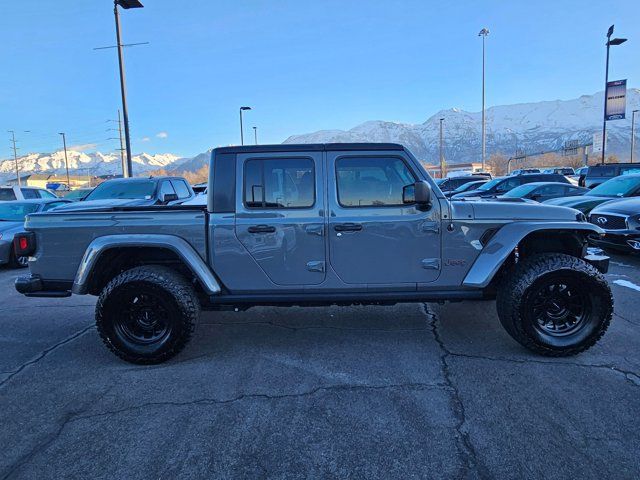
(72, 234, 221, 295)
(462, 222, 603, 289)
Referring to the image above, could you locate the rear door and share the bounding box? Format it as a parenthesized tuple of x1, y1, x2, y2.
(327, 151, 441, 285)
(235, 152, 326, 286)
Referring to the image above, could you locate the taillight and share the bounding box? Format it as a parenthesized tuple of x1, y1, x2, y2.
(13, 232, 36, 257)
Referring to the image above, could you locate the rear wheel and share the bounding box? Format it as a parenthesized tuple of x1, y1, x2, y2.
(496, 253, 613, 356)
(96, 265, 200, 364)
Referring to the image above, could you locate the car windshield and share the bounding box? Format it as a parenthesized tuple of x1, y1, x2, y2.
(478, 178, 502, 191)
(589, 176, 640, 197)
(65, 189, 91, 200)
(0, 202, 39, 221)
(452, 181, 483, 193)
(84, 180, 157, 201)
(502, 184, 537, 197)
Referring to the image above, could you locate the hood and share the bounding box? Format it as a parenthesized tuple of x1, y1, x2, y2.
(52, 198, 156, 212)
(469, 200, 580, 221)
(0, 221, 24, 236)
(543, 195, 610, 213)
(590, 197, 640, 215)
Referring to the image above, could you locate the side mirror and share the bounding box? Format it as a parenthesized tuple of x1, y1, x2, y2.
(403, 181, 431, 209)
(160, 192, 178, 204)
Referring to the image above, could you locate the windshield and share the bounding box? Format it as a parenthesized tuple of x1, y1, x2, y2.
(0, 202, 39, 221)
(478, 178, 501, 191)
(65, 189, 91, 200)
(589, 176, 640, 197)
(85, 180, 157, 201)
(502, 184, 537, 197)
(453, 181, 483, 193)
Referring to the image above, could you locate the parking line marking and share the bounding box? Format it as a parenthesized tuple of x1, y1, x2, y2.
(613, 279, 640, 292)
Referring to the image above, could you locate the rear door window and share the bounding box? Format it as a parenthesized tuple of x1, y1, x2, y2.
(244, 158, 315, 209)
(20, 188, 39, 199)
(589, 166, 615, 177)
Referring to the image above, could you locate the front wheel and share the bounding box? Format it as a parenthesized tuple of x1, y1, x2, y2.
(96, 265, 200, 364)
(496, 253, 613, 356)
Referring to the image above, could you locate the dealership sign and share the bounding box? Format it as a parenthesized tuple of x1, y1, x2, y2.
(605, 79, 627, 120)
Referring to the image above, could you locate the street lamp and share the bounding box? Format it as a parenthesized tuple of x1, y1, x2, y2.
(601, 24, 627, 164)
(253, 126, 258, 145)
(58, 133, 71, 189)
(632, 109, 639, 163)
(239, 107, 251, 145)
(439, 118, 445, 178)
(113, 0, 144, 177)
(478, 27, 490, 171)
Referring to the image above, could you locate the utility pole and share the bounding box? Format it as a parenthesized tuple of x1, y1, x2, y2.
(58, 133, 71, 189)
(631, 109, 639, 163)
(8, 131, 20, 186)
(439, 118, 446, 178)
(253, 126, 258, 145)
(478, 28, 490, 172)
(117, 110, 125, 174)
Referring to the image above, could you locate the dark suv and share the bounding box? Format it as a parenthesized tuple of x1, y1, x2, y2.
(451, 173, 570, 200)
(581, 163, 640, 188)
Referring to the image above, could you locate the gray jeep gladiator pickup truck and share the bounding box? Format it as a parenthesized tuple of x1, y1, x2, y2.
(14, 143, 613, 364)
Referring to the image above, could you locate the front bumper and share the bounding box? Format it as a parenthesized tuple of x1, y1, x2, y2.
(589, 230, 640, 254)
(15, 275, 72, 298)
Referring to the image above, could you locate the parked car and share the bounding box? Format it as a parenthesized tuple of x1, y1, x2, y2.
(192, 182, 208, 194)
(54, 176, 195, 211)
(436, 174, 491, 194)
(0, 185, 58, 201)
(15, 143, 611, 364)
(499, 182, 588, 203)
(542, 167, 575, 176)
(588, 198, 640, 254)
(582, 163, 640, 188)
(63, 187, 94, 201)
(445, 179, 488, 198)
(451, 173, 570, 200)
(0, 198, 71, 268)
(544, 173, 640, 214)
(510, 169, 541, 176)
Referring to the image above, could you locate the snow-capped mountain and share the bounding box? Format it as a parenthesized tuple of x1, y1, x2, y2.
(0, 150, 183, 183)
(284, 89, 640, 163)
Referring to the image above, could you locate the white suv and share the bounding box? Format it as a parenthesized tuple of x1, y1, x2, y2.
(0, 185, 58, 201)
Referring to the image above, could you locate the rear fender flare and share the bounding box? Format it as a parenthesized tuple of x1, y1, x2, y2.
(72, 234, 221, 295)
(462, 222, 603, 288)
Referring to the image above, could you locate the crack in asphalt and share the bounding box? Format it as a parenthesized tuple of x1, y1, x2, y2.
(200, 320, 430, 332)
(614, 312, 640, 327)
(0, 324, 94, 390)
(423, 304, 491, 480)
(444, 351, 640, 387)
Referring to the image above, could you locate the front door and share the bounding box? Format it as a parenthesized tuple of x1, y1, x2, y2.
(327, 152, 441, 285)
(235, 152, 326, 286)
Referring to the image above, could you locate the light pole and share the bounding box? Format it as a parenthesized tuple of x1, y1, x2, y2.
(439, 118, 445, 178)
(113, 0, 144, 177)
(239, 106, 251, 145)
(253, 126, 258, 145)
(478, 28, 489, 171)
(601, 25, 627, 164)
(58, 133, 71, 189)
(631, 109, 638, 163)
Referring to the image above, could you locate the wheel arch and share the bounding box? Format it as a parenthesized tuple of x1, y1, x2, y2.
(72, 234, 221, 296)
(463, 222, 603, 289)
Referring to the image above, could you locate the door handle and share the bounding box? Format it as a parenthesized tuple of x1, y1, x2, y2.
(334, 223, 363, 232)
(247, 225, 276, 234)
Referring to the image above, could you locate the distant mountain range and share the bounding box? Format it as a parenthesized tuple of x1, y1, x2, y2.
(2, 88, 638, 183)
(284, 88, 640, 164)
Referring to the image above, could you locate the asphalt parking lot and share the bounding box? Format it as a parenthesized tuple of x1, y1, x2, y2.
(0, 256, 639, 479)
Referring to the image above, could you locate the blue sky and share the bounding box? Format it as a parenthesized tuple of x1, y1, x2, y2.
(1, 0, 639, 158)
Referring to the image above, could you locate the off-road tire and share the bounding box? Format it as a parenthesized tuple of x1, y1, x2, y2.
(496, 253, 613, 356)
(96, 265, 200, 364)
